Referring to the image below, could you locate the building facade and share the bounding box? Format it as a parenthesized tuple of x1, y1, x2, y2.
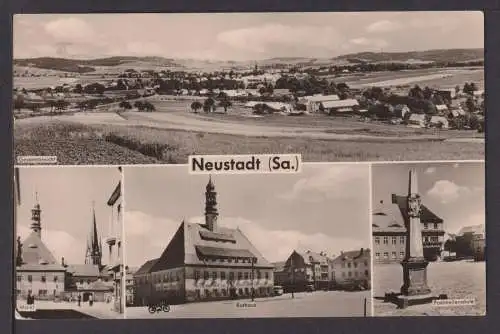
(372, 182, 446, 264)
(329, 249, 371, 290)
(133, 177, 274, 306)
(274, 250, 330, 291)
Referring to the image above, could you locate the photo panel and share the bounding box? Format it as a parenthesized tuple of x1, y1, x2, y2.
(123, 163, 372, 318)
(13, 11, 483, 166)
(370, 161, 485, 316)
(14, 166, 125, 320)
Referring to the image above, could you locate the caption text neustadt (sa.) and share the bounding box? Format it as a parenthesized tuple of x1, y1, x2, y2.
(189, 154, 302, 174)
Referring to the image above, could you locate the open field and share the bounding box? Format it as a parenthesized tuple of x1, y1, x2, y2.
(14, 109, 484, 164)
(373, 261, 486, 316)
(14, 76, 80, 90)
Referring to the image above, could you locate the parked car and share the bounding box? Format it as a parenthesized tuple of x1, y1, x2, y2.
(273, 286, 284, 296)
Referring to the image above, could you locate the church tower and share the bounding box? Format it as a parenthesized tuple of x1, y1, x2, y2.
(30, 193, 42, 239)
(85, 205, 102, 266)
(205, 175, 219, 232)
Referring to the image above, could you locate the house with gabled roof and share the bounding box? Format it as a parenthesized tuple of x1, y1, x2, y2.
(133, 177, 274, 305)
(329, 248, 371, 289)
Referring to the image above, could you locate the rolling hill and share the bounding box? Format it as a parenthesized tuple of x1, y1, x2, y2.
(13, 48, 484, 73)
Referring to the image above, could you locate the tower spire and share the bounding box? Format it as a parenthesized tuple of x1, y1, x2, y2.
(30, 192, 42, 238)
(85, 204, 102, 266)
(205, 175, 218, 231)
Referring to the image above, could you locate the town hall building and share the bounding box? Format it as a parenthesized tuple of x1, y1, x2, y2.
(133, 176, 275, 306)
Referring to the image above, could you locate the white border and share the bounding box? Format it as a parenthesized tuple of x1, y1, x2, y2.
(368, 163, 374, 317)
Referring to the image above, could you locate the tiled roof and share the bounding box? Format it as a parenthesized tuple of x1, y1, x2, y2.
(21, 231, 60, 267)
(66, 264, 101, 277)
(321, 99, 359, 109)
(134, 258, 159, 276)
(152, 221, 273, 272)
(18, 263, 66, 272)
(297, 251, 330, 265)
(332, 248, 370, 263)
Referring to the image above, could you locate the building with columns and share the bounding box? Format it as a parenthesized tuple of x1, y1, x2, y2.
(133, 176, 274, 306)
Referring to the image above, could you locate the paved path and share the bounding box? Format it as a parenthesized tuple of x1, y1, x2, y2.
(126, 291, 371, 318)
(16, 300, 124, 319)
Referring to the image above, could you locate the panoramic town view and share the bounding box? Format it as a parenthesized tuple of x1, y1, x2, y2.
(13, 12, 484, 165)
(123, 164, 372, 318)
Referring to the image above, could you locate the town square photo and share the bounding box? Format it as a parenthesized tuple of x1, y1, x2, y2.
(14, 166, 125, 319)
(13, 11, 484, 165)
(371, 161, 485, 316)
(123, 163, 372, 318)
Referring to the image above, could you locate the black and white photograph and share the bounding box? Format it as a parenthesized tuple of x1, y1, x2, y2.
(13, 12, 484, 165)
(123, 164, 372, 318)
(14, 166, 125, 319)
(371, 161, 485, 316)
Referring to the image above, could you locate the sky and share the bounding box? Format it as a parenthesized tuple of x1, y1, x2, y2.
(124, 164, 371, 267)
(372, 161, 485, 235)
(15, 167, 122, 266)
(13, 12, 484, 60)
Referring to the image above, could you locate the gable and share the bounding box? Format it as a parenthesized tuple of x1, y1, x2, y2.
(21, 231, 58, 266)
(151, 222, 186, 272)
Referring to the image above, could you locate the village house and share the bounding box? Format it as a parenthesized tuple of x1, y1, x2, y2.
(299, 94, 340, 113)
(133, 177, 274, 306)
(372, 195, 445, 264)
(320, 99, 360, 114)
(273, 250, 330, 291)
(329, 249, 370, 290)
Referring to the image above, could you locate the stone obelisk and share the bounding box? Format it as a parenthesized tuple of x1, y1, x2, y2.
(396, 168, 433, 307)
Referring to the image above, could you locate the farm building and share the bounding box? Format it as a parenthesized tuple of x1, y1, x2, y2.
(320, 99, 360, 114)
(435, 104, 449, 113)
(407, 114, 426, 128)
(299, 94, 340, 113)
(436, 89, 456, 101)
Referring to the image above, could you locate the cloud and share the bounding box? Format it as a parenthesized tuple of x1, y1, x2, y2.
(187, 216, 366, 263)
(279, 165, 368, 202)
(17, 224, 86, 265)
(408, 17, 459, 33)
(426, 180, 471, 204)
(348, 37, 388, 48)
(366, 20, 401, 33)
(44, 17, 95, 44)
(424, 167, 437, 174)
(217, 24, 343, 55)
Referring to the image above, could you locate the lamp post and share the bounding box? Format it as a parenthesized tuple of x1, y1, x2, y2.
(291, 256, 295, 299)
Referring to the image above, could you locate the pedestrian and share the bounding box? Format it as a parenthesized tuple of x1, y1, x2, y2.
(77, 294, 81, 307)
(26, 291, 34, 305)
(89, 293, 93, 307)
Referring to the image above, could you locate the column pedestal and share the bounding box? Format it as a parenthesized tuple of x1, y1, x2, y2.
(400, 258, 431, 296)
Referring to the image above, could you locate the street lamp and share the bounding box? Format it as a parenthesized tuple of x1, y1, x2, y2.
(291, 256, 295, 299)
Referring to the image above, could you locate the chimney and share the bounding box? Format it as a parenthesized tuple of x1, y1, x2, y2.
(61, 257, 65, 267)
(360, 248, 364, 255)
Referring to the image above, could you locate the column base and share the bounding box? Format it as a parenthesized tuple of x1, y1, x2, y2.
(384, 292, 448, 309)
(400, 258, 431, 296)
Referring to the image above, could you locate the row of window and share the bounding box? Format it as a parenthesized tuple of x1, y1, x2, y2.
(193, 287, 272, 299)
(201, 257, 255, 264)
(17, 275, 60, 283)
(375, 236, 405, 245)
(375, 252, 405, 260)
(17, 289, 57, 296)
(339, 270, 370, 278)
(340, 260, 369, 269)
(194, 270, 270, 281)
(424, 236, 440, 243)
(424, 223, 440, 230)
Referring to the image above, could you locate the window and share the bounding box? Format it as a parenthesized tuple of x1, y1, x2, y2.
(194, 271, 200, 280)
(341, 263, 346, 268)
(354, 262, 358, 268)
(364, 260, 368, 266)
(41, 275, 46, 283)
(391, 252, 396, 259)
(392, 237, 397, 245)
(16, 276, 21, 282)
(424, 236, 429, 242)
(228, 258, 232, 263)
(354, 271, 358, 277)
(424, 223, 428, 230)
(221, 272, 226, 280)
(237, 272, 242, 280)
(400, 252, 405, 258)
(400, 236, 405, 244)
(434, 223, 438, 229)
(28, 275, 32, 283)
(38, 289, 47, 296)
(383, 252, 389, 259)
(383, 237, 388, 245)
(348, 272, 352, 277)
(342, 272, 346, 278)
(244, 272, 249, 280)
(365, 270, 369, 277)
(204, 271, 209, 280)
(257, 271, 261, 279)
(229, 272, 235, 281)
(238, 288, 243, 295)
(265, 272, 269, 280)
(375, 253, 380, 260)
(347, 262, 351, 268)
(244, 288, 249, 295)
(212, 271, 217, 280)
(375, 237, 380, 245)
(235, 258, 239, 263)
(53, 276, 58, 282)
